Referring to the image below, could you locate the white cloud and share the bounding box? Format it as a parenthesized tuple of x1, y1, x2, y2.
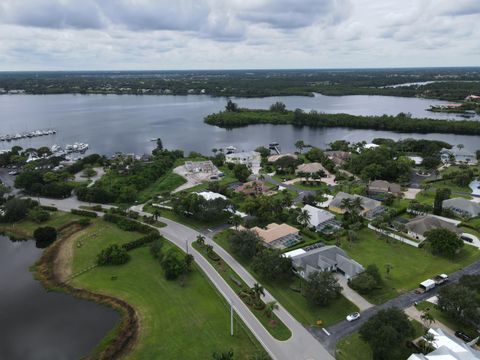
(0, 0, 478, 70)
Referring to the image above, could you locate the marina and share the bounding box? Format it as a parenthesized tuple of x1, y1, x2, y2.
(0, 129, 56, 142)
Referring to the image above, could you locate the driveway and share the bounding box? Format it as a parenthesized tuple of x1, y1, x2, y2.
(334, 274, 374, 312)
(462, 233, 480, 249)
(404, 306, 455, 336)
(403, 187, 422, 200)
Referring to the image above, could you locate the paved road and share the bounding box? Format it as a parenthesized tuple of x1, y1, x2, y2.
(311, 259, 480, 354)
(37, 197, 334, 360)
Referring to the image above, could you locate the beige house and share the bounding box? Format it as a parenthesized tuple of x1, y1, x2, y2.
(246, 223, 301, 249)
(296, 162, 328, 175)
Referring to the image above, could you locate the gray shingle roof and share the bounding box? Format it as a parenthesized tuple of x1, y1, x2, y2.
(406, 215, 462, 237)
(442, 198, 480, 217)
(330, 192, 381, 211)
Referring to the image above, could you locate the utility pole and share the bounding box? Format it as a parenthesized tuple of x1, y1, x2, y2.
(186, 239, 189, 254)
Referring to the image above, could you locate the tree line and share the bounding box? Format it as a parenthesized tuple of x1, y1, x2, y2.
(205, 106, 480, 136)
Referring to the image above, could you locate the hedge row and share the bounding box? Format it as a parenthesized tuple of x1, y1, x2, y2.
(122, 232, 161, 251)
(103, 213, 153, 234)
(71, 209, 98, 218)
(40, 205, 58, 212)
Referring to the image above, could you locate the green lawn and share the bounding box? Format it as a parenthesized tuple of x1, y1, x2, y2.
(214, 230, 359, 327)
(342, 229, 480, 304)
(3, 211, 82, 238)
(137, 171, 187, 203)
(70, 220, 268, 360)
(192, 242, 291, 340)
(336, 320, 425, 360)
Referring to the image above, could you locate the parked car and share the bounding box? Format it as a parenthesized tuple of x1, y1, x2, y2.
(346, 312, 361, 322)
(8, 170, 18, 176)
(455, 331, 474, 343)
(461, 235, 474, 243)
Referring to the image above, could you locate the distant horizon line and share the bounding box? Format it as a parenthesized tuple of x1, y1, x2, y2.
(1, 66, 480, 73)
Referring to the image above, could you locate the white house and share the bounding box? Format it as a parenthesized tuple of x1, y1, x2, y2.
(196, 191, 227, 201)
(408, 328, 480, 360)
(225, 151, 261, 174)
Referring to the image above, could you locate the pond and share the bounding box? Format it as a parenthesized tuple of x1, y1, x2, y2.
(0, 236, 119, 360)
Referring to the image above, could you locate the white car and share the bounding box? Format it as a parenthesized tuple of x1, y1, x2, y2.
(8, 170, 18, 176)
(346, 312, 361, 322)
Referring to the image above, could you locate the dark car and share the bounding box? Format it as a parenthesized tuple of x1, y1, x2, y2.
(455, 331, 474, 343)
(461, 235, 474, 243)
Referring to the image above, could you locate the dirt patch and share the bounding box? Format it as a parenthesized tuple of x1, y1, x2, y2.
(54, 229, 84, 282)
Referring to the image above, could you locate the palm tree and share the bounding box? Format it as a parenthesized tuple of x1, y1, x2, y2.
(457, 143, 464, 151)
(340, 198, 353, 213)
(423, 332, 435, 353)
(347, 230, 357, 247)
(297, 209, 311, 228)
(295, 140, 305, 154)
(231, 214, 242, 230)
(153, 208, 161, 221)
(420, 311, 435, 328)
(251, 283, 265, 303)
(196, 234, 206, 247)
(265, 300, 279, 318)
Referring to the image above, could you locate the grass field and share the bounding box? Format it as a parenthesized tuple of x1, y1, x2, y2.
(336, 320, 425, 360)
(137, 171, 187, 203)
(192, 242, 292, 341)
(342, 229, 480, 304)
(69, 220, 268, 359)
(1, 211, 82, 238)
(214, 230, 358, 327)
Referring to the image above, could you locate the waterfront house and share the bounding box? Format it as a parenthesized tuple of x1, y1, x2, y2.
(440, 148, 478, 165)
(296, 162, 328, 176)
(267, 153, 298, 163)
(225, 151, 261, 174)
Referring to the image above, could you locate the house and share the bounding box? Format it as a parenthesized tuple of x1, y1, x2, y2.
(368, 180, 402, 196)
(465, 94, 480, 102)
(267, 153, 298, 163)
(196, 191, 227, 201)
(329, 192, 383, 219)
(289, 245, 364, 280)
(408, 328, 480, 360)
(405, 215, 462, 241)
(440, 148, 478, 165)
(442, 197, 480, 218)
(225, 151, 261, 174)
(301, 205, 342, 234)
(325, 151, 351, 166)
(296, 162, 328, 176)
(246, 223, 301, 249)
(235, 181, 269, 196)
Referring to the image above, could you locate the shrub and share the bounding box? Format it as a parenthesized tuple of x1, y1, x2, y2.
(2, 198, 37, 222)
(97, 245, 130, 266)
(40, 205, 58, 212)
(161, 249, 187, 280)
(122, 232, 160, 251)
(71, 209, 98, 218)
(103, 213, 153, 234)
(29, 208, 51, 223)
(77, 218, 91, 227)
(150, 237, 164, 259)
(33, 226, 57, 248)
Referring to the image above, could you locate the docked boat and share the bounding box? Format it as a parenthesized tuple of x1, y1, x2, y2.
(225, 146, 237, 154)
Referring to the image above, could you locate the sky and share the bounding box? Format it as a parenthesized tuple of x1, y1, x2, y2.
(0, 0, 479, 71)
